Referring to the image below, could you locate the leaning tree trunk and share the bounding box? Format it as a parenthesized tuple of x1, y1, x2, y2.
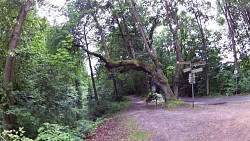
(2, 1, 33, 130)
(77, 47, 176, 102)
(130, 0, 175, 101)
(78, 0, 175, 102)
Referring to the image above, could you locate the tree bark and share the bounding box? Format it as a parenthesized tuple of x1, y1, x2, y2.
(163, 1, 181, 98)
(112, 78, 119, 100)
(130, 0, 175, 101)
(2, 1, 33, 130)
(82, 21, 99, 105)
(87, 53, 99, 105)
(121, 15, 136, 58)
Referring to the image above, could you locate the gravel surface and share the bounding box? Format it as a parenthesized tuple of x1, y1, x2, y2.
(89, 96, 250, 141)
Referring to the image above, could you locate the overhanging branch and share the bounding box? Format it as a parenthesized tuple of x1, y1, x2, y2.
(76, 44, 154, 74)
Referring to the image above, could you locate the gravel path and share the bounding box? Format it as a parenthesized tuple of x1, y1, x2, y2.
(89, 96, 250, 141)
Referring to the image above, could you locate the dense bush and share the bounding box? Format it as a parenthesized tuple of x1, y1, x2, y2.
(35, 123, 80, 141)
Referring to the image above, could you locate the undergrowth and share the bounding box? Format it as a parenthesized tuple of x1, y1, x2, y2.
(164, 99, 189, 109)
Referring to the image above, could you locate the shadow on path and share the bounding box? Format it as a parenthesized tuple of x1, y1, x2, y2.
(128, 96, 161, 111)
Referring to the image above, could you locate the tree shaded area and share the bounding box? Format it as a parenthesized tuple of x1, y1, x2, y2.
(0, 0, 249, 140)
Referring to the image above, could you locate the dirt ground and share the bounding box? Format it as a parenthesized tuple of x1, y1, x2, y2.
(88, 96, 250, 141)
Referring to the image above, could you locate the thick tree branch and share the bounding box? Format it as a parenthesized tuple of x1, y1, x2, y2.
(76, 45, 153, 74)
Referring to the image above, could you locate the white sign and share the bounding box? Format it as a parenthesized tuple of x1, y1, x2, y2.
(189, 73, 196, 84)
(234, 69, 238, 74)
(183, 67, 191, 73)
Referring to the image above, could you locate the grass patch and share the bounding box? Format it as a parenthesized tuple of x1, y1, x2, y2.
(165, 99, 189, 109)
(110, 96, 132, 112)
(122, 120, 152, 141)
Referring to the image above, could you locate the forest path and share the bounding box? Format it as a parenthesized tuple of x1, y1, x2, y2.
(88, 96, 250, 141)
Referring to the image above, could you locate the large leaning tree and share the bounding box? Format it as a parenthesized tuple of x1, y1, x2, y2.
(70, 0, 176, 101)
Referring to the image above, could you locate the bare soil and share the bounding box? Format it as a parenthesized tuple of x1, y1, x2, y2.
(88, 96, 250, 141)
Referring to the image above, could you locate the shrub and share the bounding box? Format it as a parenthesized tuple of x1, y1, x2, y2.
(72, 120, 95, 139)
(165, 99, 189, 109)
(1, 127, 33, 141)
(35, 123, 80, 141)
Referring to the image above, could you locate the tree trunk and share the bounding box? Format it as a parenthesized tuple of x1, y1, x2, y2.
(112, 78, 119, 100)
(140, 77, 149, 95)
(77, 0, 175, 102)
(82, 20, 99, 105)
(130, 0, 175, 101)
(163, 1, 181, 98)
(121, 15, 136, 58)
(2, 1, 33, 130)
(219, 2, 238, 70)
(87, 54, 99, 105)
(173, 33, 181, 99)
(78, 47, 176, 101)
(226, 5, 238, 70)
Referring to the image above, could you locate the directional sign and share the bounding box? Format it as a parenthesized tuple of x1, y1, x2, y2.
(191, 67, 203, 73)
(193, 61, 206, 67)
(183, 67, 191, 73)
(177, 61, 190, 65)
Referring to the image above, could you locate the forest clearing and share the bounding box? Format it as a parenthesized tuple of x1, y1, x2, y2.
(0, 0, 249, 140)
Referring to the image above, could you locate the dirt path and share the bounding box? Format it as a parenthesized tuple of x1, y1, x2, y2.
(88, 96, 250, 141)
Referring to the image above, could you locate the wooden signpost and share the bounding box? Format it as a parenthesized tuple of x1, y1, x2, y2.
(192, 67, 203, 73)
(177, 61, 206, 108)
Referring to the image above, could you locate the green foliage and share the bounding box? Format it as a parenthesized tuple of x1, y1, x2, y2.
(216, 17, 225, 25)
(1, 127, 33, 141)
(88, 95, 131, 120)
(0, 0, 249, 140)
(72, 120, 96, 139)
(165, 99, 189, 109)
(35, 123, 79, 141)
(238, 69, 250, 93)
(110, 96, 131, 112)
(214, 69, 236, 96)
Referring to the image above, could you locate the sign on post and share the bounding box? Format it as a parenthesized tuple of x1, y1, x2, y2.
(188, 73, 196, 84)
(183, 67, 191, 73)
(193, 61, 206, 67)
(191, 68, 203, 73)
(177, 61, 190, 65)
(178, 60, 206, 108)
